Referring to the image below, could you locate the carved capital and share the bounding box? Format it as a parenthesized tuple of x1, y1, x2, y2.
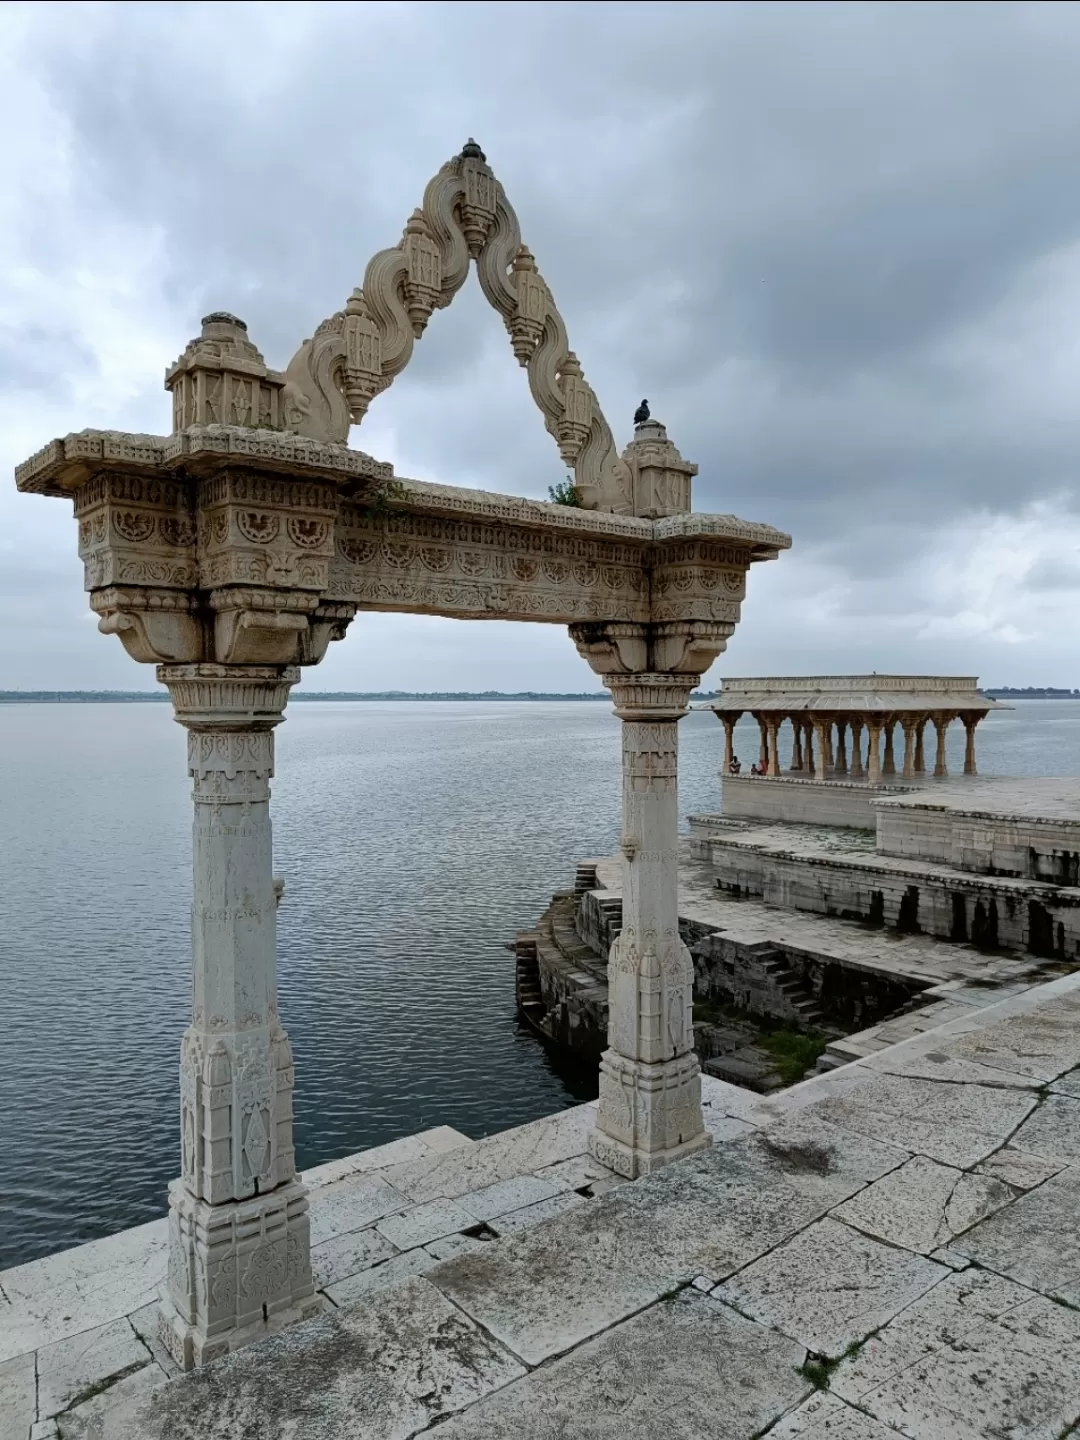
(603, 673, 698, 721)
(159, 663, 298, 732)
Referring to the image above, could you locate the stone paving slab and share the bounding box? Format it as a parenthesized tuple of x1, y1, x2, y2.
(382, 1105, 596, 1206)
(0, 1352, 36, 1439)
(830, 1268, 1080, 1439)
(308, 1172, 412, 1246)
(36, 1317, 152, 1422)
(767, 1392, 905, 1439)
(431, 1113, 905, 1366)
(311, 1225, 399, 1288)
(832, 1154, 1014, 1255)
(421, 1291, 811, 1439)
(814, 1071, 1038, 1168)
(0, 1219, 168, 1363)
(714, 1217, 947, 1356)
(951, 1165, 1080, 1304)
(56, 1278, 526, 1440)
(376, 1197, 478, 1251)
(487, 1191, 586, 1236)
(1007, 1092, 1080, 1165)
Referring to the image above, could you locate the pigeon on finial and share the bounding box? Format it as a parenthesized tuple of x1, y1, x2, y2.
(461, 138, 486, 162)
(633, 398, 650, 426)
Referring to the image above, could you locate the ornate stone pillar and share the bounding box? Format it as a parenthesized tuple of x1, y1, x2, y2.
(835, 722, 848, 775)
(570, 621, 728, 1179)
(882, 720, 897, 776)
(914, 717, 928, 775)
(804, 721, 816, 777)
(867, 721, 882, 784)
(157, 664, 320, 1369)
(934, 716, 950, 777)
(812, 721, 828, 781)
(901, 720, 917, 777)
(791, 723, 804, 772)
(766, 719, 780, 776)
(963, 714, 979, 775)
(850, 720, 865, 778)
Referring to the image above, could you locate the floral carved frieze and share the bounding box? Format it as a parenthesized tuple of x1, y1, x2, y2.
(330, 504, 651, 623)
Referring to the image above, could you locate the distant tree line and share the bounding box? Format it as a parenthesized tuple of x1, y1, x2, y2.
(984, 687, 1080, 698)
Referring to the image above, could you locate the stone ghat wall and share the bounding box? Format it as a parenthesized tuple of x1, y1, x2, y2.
(708, 842, 1080, 959)
(876, 804, 1080, 884)
(689, 930, 922, 1033)
(722, 775, 916, 829)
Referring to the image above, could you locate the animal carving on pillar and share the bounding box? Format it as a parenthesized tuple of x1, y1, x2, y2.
(282, 141, 634, 514)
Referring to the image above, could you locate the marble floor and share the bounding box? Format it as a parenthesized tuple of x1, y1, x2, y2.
(6, 972, 1080, 1438)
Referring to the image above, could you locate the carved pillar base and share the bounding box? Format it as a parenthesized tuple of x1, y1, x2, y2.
(159, 1179, 319, 1369)
(589, 1050, 709, 1178)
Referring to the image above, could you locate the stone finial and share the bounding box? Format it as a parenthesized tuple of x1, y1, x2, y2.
(461, 137, 486, 161)
(621, 420, 698, 519)
(166, 313, 284, 434)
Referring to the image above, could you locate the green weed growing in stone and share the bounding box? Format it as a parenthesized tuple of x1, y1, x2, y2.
(548, 476, 582, 507)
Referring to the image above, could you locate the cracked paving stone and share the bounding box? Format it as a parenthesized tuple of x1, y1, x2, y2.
(713, 1217, 948, 1356)
(1007, 1093, 1080, 1166)
(55, 1362, 165, 1439)
(37, 1316, 151, 1420)
(311, 1226, 399, 1288)
(831, 1267, 1080, 1440)
(944, 1003, 1080, 1083)
(974, 1145, 1065, 1191)
(419, 1290, 811, 1439)
(832, 1155, 1015, 1255)
(951, 1165, 1080, 1304)
(767, 1391, 903, 1438)
(54, 1277, 524, 1440)
(814, 1072, 1038, 1168)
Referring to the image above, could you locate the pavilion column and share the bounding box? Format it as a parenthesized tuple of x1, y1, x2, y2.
(823, 723, 835, 773)
(157, 663, 319, 1370)
(756, 714, 769, 769)
(766, 718, 780, 776)
(835, 722, 848, 775)
(721, 716, 736, 775)
(882, 720, 897, 776)
(901, 720, 916, 778)
(914, 718, 928, 775)
(791, 723, 804, 772)
(850, 719, 865, 778)
(804, 721, 815, 777)
(963, 714, 979, 775)
(867, 720, 882, 784)
(934, 716, 950, 777)
(812, 720, 828, 780)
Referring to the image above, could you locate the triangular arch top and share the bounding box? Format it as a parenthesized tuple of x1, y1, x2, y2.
(277, 140, 637, 514)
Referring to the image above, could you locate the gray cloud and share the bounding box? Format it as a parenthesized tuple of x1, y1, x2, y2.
(3, 0, 1080, 688)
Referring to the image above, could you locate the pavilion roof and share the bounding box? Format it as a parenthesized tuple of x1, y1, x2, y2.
(700, 675, 1007, 716)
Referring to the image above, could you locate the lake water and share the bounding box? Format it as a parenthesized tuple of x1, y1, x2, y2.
(2, 698, 1079, 1269)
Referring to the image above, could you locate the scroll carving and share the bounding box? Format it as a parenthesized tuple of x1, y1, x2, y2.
(283, 142, 633, 514)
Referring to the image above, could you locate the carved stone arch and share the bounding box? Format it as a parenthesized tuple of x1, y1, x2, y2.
(281, 142, 633, 514)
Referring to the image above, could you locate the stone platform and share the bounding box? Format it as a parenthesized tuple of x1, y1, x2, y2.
(690, 814, 1080, 956)
(7, 973, 1080, 1437)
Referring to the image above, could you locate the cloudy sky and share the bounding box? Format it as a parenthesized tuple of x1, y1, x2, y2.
(2, 0, 1078, 693)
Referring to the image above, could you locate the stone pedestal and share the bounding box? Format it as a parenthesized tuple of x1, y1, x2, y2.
(588, 674, 710, 1179)
(157, 663, 320, 1369)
